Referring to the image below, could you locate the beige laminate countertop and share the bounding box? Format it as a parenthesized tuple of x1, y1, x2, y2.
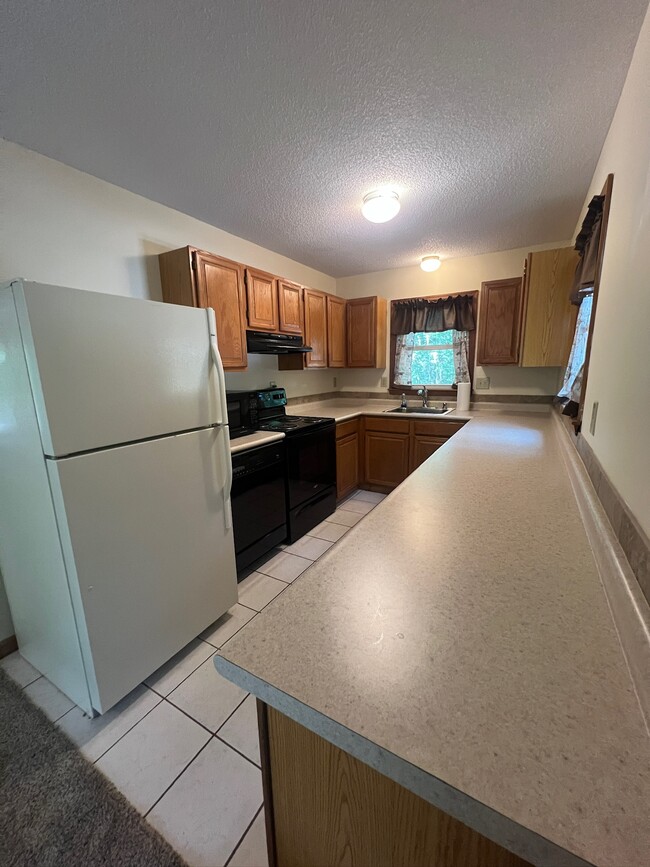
(216, 410, 650, 867)
(229, 430, 284, 454)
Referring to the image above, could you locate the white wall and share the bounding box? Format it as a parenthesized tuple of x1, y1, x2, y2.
(0, 139, 338, 640)
(335, 243, 570, 395)
(577, 4, 650, 537)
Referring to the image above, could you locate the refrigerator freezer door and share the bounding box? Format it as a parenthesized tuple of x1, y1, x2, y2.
(47, 425, 237, 713)
(14, 280, 224, 456)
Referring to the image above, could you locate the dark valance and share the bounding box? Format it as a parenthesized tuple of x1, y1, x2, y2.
(390, 294, 476, 335)
(570, 194, 605, 304)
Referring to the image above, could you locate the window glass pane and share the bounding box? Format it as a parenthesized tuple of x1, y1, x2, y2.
(410, 347, 455, 385)
(412, 330, 455, 347)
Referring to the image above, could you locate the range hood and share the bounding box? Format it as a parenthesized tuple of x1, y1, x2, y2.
(246, 331, 312, 355)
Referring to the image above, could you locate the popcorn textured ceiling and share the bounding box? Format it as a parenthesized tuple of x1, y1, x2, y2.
(2, 0, 647, 277)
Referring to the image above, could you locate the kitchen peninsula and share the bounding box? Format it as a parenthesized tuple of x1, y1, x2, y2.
(216, 409, 650, 867)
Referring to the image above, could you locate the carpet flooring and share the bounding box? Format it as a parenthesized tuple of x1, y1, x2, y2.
(0, 668, 186, 867)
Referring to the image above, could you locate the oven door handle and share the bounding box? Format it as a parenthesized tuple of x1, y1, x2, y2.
(293, 488, 334, 517)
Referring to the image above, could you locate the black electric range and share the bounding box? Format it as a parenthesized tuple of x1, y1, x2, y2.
(226, 388, 337, 560)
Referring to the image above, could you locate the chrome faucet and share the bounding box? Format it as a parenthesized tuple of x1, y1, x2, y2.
(417, 386, 430, 407)
(400, 392, 408, 409)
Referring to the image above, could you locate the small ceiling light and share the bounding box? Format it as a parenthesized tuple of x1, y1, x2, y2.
(420, 255, 441, 272)
(361, 189, 400, 223)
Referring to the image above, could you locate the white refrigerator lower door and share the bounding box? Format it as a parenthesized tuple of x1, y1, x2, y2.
(47, 425, 237, 714)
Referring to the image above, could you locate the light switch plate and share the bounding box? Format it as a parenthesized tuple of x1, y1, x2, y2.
(475, 376, 490, 390)
(381, 376, 388, 387)
(332, 376, 337, 388)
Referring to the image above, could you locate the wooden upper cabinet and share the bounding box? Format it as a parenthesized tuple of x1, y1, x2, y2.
(347, 297, 388, 368)
(303, 288, 328, 368)
(477, 277, 523, 365)
(520, 247, 579, 367)
(245, 268, 279, 332)
(278, 280, 303, 335)
(158, 247, 247, 370)
(327, 295, 347, 368)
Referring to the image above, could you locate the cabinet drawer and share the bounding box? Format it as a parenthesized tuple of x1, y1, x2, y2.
(412, 420, 466, 437)
(363, 416, 411, 434)
(336, 418, 359, 440)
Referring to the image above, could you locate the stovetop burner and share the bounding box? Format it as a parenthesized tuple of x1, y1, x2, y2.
(258, 415, 333, 434)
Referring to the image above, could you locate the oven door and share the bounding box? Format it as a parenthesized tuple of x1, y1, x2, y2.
(285, 422, 336, 510)
(231, 443, 287, 573)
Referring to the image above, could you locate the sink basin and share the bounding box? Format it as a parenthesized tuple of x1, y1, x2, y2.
(387, 406, 450, 415)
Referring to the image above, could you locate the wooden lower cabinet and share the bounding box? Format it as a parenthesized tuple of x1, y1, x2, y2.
(363, 419, 410, 488)
(259, 702, 531, 867)
(335, 420, 359, 499)
(410, 435, 447, 471)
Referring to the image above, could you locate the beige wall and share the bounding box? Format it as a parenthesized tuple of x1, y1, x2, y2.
(335, 243, 570, 395)
(0, 140, 338, 639)
(577, 4, 650, 537)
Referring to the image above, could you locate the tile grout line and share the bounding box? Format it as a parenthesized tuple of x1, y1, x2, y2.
(223, 802, 265, 867)
(213, 733, 261, 770)
(143, 736, 213, 818)
(88, 692, 164, 764)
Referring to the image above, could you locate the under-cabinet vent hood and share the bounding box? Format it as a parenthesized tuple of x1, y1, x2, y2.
(246, 331, 312, 354)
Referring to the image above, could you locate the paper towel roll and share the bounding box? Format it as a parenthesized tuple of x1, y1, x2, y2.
(456, 381, 471, 412)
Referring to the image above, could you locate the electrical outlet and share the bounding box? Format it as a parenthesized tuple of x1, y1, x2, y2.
(332, 376, 337, 388)
(589, 401, 599, 436)
(381, 376, 388, 388)
(475, 376, 490, 390)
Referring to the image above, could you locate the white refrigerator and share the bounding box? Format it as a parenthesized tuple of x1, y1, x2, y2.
(0, 279, 237, 715)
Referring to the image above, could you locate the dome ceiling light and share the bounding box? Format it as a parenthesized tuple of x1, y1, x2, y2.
(420, 255, 441, 272)
(361, 189, 400, 223)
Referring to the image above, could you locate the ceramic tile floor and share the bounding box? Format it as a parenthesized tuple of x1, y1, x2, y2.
(1, 488, 386, 866)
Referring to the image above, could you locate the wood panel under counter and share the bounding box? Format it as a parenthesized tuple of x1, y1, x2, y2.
(258, 701, 531, 867)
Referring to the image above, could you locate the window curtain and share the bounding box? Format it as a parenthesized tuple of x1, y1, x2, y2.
(394, 330, 470, 386)
(394, 333, 415, 386)
(452, 330, 471, 383)
(558, 296, 593, 415)
(570, 195, 604, 304)
(390, 294, 476, 335)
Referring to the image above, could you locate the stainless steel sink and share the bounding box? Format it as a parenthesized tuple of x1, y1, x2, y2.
(387, 406, 450, 415)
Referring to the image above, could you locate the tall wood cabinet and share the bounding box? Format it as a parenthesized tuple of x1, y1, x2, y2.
(476, 247, 578, 369)
(520, 247, 578, 367)
(159, 247, 248, 370)
(347, 297, 388, 368)
(477, 278, 523, 365)
(245, 268, 279, 332)
(327, 295, 347, 368)
(278, 279, 303, 335)
(303, 288, 328, 368)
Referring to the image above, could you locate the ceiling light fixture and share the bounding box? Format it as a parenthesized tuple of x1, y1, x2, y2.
(361, 189, 400, 223)
(420, 255, 441, 272)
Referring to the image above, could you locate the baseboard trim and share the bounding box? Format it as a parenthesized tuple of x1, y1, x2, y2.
(0, 634, 18, 659)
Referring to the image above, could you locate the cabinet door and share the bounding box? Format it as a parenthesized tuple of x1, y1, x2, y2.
(278, 280, 303, 335)
(520, 248, 579, 367)
(410, 436, 447, 472)
(327, 296, 347, 368)
(194, 252, 247, 370)
(336, 432, 359, 499)
(477, 278, 523, 365)
(364, 431, 410, 488)
(246, 268, 279, 332)
(303, 289, 328, 368)
(347, 297, 387, 368)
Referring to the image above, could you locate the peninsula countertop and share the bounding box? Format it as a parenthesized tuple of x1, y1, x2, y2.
(216, 410, 650, 867)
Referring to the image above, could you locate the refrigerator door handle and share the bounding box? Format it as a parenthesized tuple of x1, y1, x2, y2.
(206, 308, 233, 530)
